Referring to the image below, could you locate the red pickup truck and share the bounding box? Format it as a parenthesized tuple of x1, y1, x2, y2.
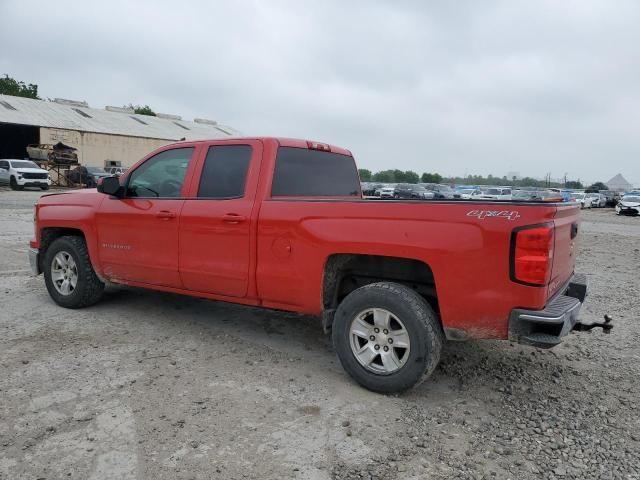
(29, 137, 595, 393)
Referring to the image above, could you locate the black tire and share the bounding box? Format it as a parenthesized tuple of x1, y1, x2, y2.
(40, 185, 49, 191)
(43, 236, 104, 309)
(332, 282, 443, 394)
(10, 176, 23, 191)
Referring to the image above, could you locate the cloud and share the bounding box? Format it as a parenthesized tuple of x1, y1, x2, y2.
(1, 0, 638, 184)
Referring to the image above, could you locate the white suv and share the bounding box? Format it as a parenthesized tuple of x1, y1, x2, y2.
(0, 159, 51, 190)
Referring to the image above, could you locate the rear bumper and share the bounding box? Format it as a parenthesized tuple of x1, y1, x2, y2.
(509, 273, 588, 348)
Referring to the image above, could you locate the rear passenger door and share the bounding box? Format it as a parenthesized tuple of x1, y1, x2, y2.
(179, 141, 262, 297)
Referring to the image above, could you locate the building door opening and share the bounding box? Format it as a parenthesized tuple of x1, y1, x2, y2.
(0, 123, 39, 159)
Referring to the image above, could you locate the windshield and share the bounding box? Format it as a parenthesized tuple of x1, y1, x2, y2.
(586, 193, 599, 198)
(487, 188, 501, 195)
(570, 193, 584, 199)
(622, 196, 640, 203)
(10, 160, 39, 169)
(437, 185, 453, 192)
(86, 167, 107, 174)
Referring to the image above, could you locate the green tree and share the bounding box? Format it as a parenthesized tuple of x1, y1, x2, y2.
(0, 74, 39, 99)
(125, 104, 156, 116)
(421, 172, 443, 183)
(565, 180, 583, 189)
(403, 170, 420, 183)
(372, 170, 395, 182)
(358, 169, 372, 181)
(587, 181, 608, 190)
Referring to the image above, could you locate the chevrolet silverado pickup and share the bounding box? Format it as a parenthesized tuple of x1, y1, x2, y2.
(29, 137, 596, 393)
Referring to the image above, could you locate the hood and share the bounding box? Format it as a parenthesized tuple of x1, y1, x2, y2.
(620, 201, 640, 207)
(15, 168, 48, 174)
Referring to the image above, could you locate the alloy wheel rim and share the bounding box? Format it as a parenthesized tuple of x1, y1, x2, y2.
(349, 308, 411, 375)
(51, 251, 78, 296)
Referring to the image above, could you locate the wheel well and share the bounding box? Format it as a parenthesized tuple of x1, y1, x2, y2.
(39, 227, 86, 269)
(322, 254, 439, 330)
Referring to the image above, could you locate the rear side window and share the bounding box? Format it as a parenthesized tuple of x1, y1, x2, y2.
(198, 145, 252, 198)
(271, 147, 360, 197)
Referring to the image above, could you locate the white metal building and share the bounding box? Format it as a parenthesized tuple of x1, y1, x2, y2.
(0, 94, 239, 168)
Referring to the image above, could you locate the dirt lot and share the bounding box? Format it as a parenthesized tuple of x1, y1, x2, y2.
(1, 188, 638, 480)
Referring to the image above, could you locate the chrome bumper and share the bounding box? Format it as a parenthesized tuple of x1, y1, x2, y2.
(28, 248, 41, 275)
(509, 274, 588, 348)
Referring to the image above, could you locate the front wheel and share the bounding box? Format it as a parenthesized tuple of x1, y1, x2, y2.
(332, 282, 443, 393)
(40, 185, 50, 191)
(43, 236, 104, 308)
(9, 177, 23, 191)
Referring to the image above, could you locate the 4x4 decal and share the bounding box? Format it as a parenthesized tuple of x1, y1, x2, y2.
(466, 210, 521, 221)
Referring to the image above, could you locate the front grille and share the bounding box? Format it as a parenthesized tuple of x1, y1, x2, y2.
(21, 172, 47, 179)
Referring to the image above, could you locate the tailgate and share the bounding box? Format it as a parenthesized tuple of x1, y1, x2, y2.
(548, 204, 580, 299)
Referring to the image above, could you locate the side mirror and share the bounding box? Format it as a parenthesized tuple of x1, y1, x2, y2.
(97, 176, 123, 197)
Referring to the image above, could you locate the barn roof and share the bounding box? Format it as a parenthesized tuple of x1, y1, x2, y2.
(0, 94, 239, 141)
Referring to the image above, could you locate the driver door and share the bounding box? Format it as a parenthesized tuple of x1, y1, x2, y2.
(95, 145, 198, 287)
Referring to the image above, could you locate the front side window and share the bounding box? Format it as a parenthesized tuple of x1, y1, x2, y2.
(271, 147, 360, 197)
(197, 145, 252, 198)
(0, 160, 9, 169)
(127, 147, 194, 198)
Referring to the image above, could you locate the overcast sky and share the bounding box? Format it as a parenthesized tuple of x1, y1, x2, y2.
(1, 0, 638, 185)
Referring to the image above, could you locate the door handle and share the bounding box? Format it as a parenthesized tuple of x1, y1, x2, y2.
(222, 213, 247, 224)
(156, 210, 176, 219)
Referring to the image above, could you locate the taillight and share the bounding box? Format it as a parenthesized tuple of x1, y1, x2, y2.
(510, 225, 554, 286)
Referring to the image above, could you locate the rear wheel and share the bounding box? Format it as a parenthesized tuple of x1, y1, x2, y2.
(332, 282, 443, 393)
(43, 236, 104, 308)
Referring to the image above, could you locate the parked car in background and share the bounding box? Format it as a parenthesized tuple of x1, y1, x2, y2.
(27, 142, 78, 165)
(471, 187, 512, 201)
(615, 195, 640, 216)
(66, 166, 110, 188)
(378, 186, 396, 199)
(457, 188, 480, 199)
(0, 159, 51, 190)
(585, 192, 606, 208)
(421, 183, 455, 199)
(106, 166, 127, 176)
(393, 184, 435, 200)
(569, 192, 592, 209)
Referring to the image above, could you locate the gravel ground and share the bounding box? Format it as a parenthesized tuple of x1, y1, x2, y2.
(0, 188, 638, 480)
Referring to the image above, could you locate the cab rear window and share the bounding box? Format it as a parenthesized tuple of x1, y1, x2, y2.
(271, 147, 360, 197)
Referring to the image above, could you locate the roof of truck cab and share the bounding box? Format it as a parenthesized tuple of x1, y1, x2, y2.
(168, 137, 352, 156)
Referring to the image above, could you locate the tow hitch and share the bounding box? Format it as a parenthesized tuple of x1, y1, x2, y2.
(573, 314, 613, 334)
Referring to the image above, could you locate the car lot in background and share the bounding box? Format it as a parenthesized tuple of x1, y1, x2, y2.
(0, 159, 51, 190)
(616, 194, 640, 216)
